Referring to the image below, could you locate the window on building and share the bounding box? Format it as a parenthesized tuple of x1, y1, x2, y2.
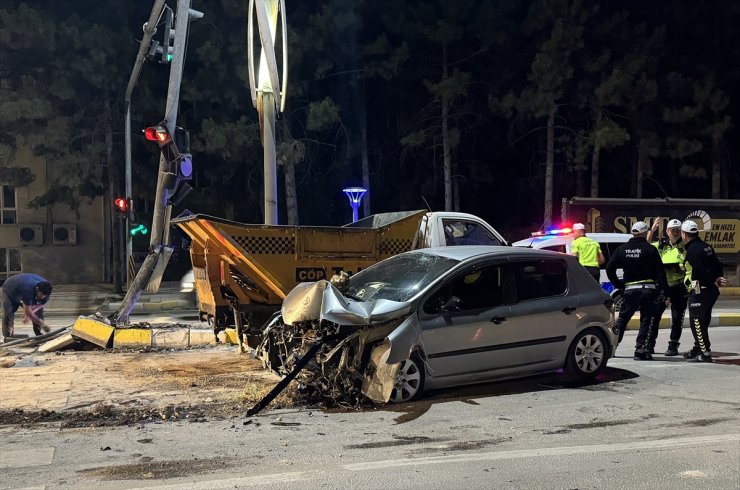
(1, 185, 17, 224)
(0, 248, 22, 285)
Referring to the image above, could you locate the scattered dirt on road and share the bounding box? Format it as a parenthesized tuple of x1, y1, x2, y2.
(0, 347, 295, 428)
(78, 456, 244, 481)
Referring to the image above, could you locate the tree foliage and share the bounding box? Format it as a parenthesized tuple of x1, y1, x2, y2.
(1, 0, 738, 231)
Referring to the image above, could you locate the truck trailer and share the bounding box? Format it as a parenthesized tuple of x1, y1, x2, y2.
(173, 210, 508, 346)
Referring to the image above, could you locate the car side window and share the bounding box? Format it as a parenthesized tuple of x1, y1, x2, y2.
(543, 245, 567, 253)
(423, 264, 505, 314)
(512, 259, 567, 302)
(442, 219, 504, 246)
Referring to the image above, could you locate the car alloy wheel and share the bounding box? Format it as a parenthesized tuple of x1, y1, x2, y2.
(390, 354, 424, 403)
(566, 329, 607, 379)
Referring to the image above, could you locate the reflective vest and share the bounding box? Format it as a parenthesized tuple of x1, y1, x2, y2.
(652, 239, 685, 286)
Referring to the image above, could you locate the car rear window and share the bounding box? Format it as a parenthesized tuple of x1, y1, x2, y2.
(443, 219, 505, 246)
(512, 259, 567, 302)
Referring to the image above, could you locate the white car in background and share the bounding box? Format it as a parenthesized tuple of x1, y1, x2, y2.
(512, 227, 631, 292)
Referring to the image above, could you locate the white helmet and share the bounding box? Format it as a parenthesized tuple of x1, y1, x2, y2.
(681, 220, 699, 233)
(666, 219, 682, 229)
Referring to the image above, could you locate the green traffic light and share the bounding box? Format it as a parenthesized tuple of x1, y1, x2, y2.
(167, 54, 173, 62)
(130, 224, 149, 236)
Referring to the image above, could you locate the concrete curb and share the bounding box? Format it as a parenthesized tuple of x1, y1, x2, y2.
(109, 327, 240, 349)
(626, 313, 740, 329)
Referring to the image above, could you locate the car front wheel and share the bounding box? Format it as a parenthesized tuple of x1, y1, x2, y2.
(389, 353, 425, 403)
(565, 329, 608, 379)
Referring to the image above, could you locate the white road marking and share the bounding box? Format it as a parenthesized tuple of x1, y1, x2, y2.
(133, 433, 740, 489)
(0, 447, 55, 469)
(345, 433, 740, 471)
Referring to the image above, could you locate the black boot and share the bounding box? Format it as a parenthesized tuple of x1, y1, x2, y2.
(634, 348, 653, 361)
(687, 351, 713, 363)
(664, 341, 680, 357)
(683, 346, 701, 359)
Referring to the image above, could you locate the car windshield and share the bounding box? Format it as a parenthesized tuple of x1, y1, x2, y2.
(345, 253, 459, 302)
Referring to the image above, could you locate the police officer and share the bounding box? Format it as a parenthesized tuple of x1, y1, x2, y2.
(570, 223, 605, 283)
(680, 220, 728, 363)
(606, 221, 667, 360)
(645, 218, 687, 356)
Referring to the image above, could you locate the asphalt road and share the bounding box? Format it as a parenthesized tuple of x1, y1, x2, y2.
(1, 322, 739, 489)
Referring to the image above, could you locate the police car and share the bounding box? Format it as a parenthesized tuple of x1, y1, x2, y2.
(512, 226, 631, 292)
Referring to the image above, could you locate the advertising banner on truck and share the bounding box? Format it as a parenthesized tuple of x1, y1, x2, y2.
(562, 198, 740, 263)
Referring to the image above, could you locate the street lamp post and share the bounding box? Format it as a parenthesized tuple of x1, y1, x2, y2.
(247, 0, 288, 225)
(343, 187, 368, 223)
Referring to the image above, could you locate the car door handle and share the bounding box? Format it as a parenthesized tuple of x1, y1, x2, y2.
(562, 306, 577, 314)
(490, 316, 507, 324)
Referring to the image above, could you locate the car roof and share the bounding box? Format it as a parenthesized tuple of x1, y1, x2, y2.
(512, 232, 630, 248)
(406, 245, 566, 261)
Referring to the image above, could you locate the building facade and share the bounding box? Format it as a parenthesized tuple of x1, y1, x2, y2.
(0, 147, 108, 285)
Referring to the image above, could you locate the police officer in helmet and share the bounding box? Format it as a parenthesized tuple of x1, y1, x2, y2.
(606, 221, 668, 360)
(646, 218, 688, 356)
(680, 220, 728, 363)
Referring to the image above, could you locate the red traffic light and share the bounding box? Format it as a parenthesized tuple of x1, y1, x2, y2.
(114, 197, 129, 214)
(144, 125, 172, 145)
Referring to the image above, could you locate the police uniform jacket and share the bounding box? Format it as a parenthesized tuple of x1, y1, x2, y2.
(653, 238, 686, 287)
(683, 237, 723, 291)
(606, 236, 667, 291)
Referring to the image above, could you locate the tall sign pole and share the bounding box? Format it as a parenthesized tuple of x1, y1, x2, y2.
(248, 0, 288, 225)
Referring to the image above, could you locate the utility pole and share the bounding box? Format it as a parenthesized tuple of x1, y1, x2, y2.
(248, 0, 288, 225)
(114, 0, 202, 325)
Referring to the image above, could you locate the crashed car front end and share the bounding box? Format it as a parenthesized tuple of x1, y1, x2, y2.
(256, 280, 421, 405)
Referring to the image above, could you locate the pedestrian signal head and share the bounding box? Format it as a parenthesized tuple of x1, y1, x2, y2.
(680, 220, 699, 233)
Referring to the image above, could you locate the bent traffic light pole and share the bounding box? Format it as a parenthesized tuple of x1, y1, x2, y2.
(125, 0, 167, 289)
(115, 0, 196, 325)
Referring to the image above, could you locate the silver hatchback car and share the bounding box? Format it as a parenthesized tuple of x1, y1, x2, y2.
(257, 246, 618, 405)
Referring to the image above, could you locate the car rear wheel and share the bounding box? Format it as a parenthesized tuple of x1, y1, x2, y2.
(565, 329, 608, 379)
(389, 353, 425, 403)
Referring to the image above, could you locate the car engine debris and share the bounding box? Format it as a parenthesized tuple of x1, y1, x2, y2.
(254, 280, 417, 409)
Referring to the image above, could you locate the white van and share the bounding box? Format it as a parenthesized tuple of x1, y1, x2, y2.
(512, 230, 630, 291)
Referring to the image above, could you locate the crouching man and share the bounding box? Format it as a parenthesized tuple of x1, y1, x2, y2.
(1, 273, 53, 341)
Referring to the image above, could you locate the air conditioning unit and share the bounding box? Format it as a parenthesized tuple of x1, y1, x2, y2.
(19, 224, 43, 246)
(52, 224, 77, 246)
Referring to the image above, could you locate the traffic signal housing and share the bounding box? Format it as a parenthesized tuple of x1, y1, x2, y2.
(146, 6, 175, 64)
(144, 125, 172, 146)
(113, 197, 142, 226)
(113, 197, 129, 216)
(174, 126, 192, 181)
